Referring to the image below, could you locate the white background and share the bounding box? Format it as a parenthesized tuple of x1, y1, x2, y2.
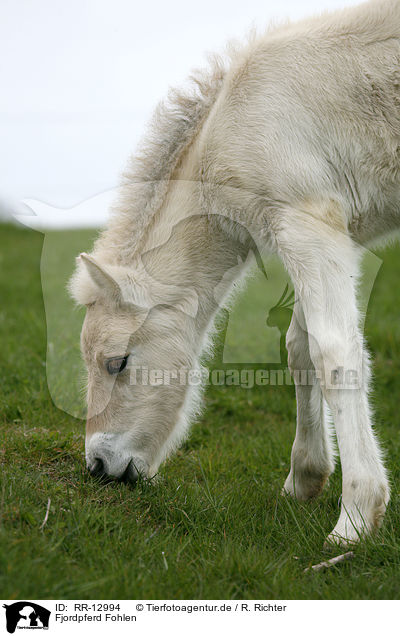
(0, 0, 359, 224)
(0, 599, 397, 635)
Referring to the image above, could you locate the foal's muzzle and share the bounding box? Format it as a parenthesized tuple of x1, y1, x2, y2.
(86, 432, 149, 485)
(89, 457, 139, 484)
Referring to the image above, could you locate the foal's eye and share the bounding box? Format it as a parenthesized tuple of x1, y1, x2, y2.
(106, 356, 129, 375)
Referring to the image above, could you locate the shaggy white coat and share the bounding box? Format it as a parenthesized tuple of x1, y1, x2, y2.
(70, 0, 400, 545)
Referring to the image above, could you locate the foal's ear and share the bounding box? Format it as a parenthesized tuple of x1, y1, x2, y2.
(78, 253, 121, 298)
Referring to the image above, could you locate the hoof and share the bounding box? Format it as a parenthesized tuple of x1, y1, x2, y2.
(282, 470, 330, 501)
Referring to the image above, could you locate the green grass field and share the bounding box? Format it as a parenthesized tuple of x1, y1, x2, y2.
(1, 222, 400, 600)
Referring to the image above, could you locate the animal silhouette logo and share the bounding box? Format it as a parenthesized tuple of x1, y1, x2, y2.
(2, 602, 50, 633)
(266, 284, 295, 364)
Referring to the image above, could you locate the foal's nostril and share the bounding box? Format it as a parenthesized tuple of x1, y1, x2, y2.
(88, 453, 143, 484)
(121, 459, 139, 485)
(90, 458, 105, 477)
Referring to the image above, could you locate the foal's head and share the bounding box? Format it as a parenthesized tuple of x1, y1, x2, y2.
(69, 252, 200, 483)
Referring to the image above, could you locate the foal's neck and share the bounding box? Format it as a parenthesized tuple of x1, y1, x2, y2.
(139, 190, 252, 331)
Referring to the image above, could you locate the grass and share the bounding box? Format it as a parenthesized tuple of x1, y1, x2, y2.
(1, 222, 400, 599)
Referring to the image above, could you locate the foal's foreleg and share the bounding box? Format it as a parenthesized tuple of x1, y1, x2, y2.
(283, 302, 335, 500)
(278, 214, 389, 545)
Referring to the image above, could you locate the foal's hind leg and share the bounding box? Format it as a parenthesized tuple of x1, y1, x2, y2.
(283, 300, 335, 500)
(277, 213, 389, 545)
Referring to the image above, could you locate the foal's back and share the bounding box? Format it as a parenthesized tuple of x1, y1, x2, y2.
(200, 0, 400, 244)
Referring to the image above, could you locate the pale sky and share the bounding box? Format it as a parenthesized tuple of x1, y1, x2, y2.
(0, 0, 359, 225)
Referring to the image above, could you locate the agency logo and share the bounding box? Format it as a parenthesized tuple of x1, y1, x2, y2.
(2, 603, 50, 634)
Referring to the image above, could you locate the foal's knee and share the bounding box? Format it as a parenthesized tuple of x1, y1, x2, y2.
(308, 333, 355, 388)
(286, 324, 310, 374)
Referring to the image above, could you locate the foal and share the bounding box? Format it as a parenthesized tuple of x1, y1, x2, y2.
(70, 0, 400, 544)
